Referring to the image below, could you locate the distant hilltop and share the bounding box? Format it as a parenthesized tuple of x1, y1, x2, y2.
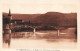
(3, 12, 77, 27)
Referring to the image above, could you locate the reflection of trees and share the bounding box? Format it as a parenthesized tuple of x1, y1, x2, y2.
(3, 34, 11, 48)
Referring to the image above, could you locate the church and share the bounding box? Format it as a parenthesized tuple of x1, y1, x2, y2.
(3, 9, 24, 34)
(3, 9, 34, 33)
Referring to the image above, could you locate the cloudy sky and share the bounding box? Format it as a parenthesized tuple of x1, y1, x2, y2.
(1, 0, 79, 14)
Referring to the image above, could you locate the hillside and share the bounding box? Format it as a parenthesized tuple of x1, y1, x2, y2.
(3, 13, 41, 22)
(3, 12, 77, 27)
(33, 12, 77, 26)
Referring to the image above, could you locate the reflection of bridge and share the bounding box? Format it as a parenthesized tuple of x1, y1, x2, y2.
(3, 10, 77, 48)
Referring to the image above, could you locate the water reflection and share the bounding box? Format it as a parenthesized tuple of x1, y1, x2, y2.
(3, 28, 77, 48)
(3, 34, 11, 48)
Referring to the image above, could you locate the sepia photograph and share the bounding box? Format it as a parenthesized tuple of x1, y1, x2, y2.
(2, 0, 78, 49)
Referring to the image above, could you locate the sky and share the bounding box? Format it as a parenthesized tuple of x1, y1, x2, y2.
(1, 0, 79, 14)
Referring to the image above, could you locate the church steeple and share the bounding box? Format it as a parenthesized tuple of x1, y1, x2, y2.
(8, 9, 12, 20)
(8, 9, 11, 16)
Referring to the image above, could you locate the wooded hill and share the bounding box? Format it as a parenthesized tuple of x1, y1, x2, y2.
(3, 12, 77, 27)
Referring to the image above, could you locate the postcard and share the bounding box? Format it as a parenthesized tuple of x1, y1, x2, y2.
(0, 0, 80, 51)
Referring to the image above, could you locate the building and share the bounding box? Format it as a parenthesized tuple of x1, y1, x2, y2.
(3, 9, 24, 33)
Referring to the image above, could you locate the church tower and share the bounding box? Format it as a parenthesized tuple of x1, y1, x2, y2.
(3, 9, 12, 34)
(8, 9, 12, 22)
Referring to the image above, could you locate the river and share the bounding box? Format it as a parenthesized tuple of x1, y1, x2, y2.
(3, 28, 77, 48)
